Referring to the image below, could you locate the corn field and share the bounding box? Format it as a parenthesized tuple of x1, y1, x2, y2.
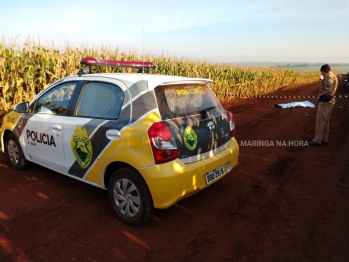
(0, 38, 319, 111)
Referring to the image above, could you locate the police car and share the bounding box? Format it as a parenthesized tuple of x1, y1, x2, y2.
(0, 58, 239, 226)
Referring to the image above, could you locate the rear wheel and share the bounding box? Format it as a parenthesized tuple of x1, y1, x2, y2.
(5, 133, 30, 170)
(108, 167, 154, 226)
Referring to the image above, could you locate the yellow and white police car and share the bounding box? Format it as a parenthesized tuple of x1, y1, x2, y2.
(0, 58, 239, 225)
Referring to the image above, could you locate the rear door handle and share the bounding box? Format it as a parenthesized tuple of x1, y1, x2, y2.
(52, 125, 62, 132)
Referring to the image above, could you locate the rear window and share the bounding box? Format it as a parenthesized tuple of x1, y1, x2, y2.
(155, 84, 222, 119)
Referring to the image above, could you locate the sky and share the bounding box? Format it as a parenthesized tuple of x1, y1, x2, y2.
(0, 0, 348, 64)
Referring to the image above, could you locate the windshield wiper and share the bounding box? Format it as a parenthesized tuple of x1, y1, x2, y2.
(200, 106, 216, 119)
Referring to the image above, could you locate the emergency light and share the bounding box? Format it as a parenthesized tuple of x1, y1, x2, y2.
(78, 57, 156, 75)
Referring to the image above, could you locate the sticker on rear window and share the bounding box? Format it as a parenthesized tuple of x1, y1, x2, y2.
(176, 86, 206, 96)
(183, 126, 198, 151)
(71, 126, 93, 169)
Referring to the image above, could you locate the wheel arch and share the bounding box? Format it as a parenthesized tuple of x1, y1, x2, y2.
(1, 129, 14, 152)
(103, 161, 150, 192)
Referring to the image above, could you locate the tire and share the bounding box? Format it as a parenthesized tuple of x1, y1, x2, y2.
(5, 133, 30, 170)
(108, 167, 154, 226)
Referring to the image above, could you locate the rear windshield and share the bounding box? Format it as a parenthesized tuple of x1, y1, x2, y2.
(155, 83, 222, 119)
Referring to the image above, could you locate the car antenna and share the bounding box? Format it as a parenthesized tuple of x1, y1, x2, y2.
(142, 27, 145, 73)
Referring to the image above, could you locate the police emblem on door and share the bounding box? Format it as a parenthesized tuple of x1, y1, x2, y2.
(71, 126, 93, 169)
(183, 126, 198, 151)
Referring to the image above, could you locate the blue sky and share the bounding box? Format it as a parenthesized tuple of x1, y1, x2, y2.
(1, 0, 348, 63)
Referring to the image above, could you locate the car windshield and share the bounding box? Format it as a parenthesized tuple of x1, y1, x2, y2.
(155, 83, 222, 120)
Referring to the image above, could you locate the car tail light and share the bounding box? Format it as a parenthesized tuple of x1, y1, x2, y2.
(148, 122, 178, 164)
(226, 110, 236, 137)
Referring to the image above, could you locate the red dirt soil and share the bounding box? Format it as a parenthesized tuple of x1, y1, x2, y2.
(1, 76, 349, 262)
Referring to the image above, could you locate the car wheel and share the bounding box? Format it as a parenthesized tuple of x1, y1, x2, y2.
(5, 133, 30, 170)
(108, 167, 154, 226)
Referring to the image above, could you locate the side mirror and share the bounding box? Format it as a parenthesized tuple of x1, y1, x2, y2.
(12, 102, 29, 113)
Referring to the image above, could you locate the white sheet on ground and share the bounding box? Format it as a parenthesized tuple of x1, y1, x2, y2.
(275, 100, 315, 109)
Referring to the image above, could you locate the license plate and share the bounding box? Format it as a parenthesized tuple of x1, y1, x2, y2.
(205, 166, 225, 185)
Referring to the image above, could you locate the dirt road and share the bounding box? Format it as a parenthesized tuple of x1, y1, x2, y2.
(1, 78, 349, 262)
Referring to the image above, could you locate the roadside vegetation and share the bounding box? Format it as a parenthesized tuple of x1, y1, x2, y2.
(0, 38, 319, 111)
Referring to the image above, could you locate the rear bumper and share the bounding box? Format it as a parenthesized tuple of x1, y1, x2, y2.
(139, 137, 239, 209)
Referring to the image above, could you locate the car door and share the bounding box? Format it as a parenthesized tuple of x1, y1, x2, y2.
(62, 79, 129, 183)
(24, 81, 77, 173)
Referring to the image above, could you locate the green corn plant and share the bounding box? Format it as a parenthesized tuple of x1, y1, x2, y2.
(0, 37, 320, 110)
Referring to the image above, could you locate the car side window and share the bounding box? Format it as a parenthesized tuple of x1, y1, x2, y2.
(35, 82, 77, 115)
(75, 82, 124, 119)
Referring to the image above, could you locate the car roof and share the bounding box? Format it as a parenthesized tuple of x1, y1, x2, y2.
(64, 73, 213, 90)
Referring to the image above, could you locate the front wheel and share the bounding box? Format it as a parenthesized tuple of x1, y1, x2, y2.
(108, 167, 154, 226)
(5, 133, 30, 170)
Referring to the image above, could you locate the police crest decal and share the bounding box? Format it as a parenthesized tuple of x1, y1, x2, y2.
(71, 126, 93, 169)
(183, 126, 198, 151)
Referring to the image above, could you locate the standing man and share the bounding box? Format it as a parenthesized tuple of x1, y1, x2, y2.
(308, 64, 338, 146)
